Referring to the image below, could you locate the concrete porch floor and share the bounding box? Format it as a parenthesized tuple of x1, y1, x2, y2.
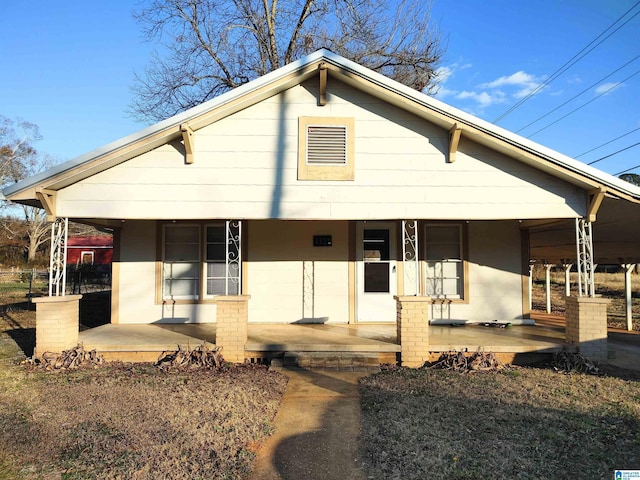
(79, 316, 567, 359)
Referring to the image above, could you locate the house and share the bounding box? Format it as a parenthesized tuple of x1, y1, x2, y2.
(4, 50, 640, 365)
(66, 235, 113, 266)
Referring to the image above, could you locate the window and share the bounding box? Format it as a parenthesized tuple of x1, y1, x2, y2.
(298, 116, 354, 180)
(363, 229, 391, 293)
(80, 251, 94, 265)
(205, 225, 239, 296)
(424, 224, 464, 299)
(161, 222, 241, 301)
(163, 225, 200, 300)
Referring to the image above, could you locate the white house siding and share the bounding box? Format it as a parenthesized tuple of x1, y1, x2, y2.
(435, 220, 524, 322)
(247, 220, 350, 323)
(116, 220, 217, 324)
(114, 219, 521, 325)
(56, 78, 585, 221)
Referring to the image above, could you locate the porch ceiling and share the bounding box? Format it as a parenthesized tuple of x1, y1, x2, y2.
(529, 196, 640, 264)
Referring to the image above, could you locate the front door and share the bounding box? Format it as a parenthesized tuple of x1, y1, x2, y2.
(356, 222, 397, 322)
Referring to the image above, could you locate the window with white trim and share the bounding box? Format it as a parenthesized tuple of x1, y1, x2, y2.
(80, 251, 94, 265)
(162, 223, 240, 301)
(298, 116, 354, 180)
(424, 224, 464, 299)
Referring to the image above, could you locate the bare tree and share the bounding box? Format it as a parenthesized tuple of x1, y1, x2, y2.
(130, 0, 444, 122)
(0, 116, 51, 264)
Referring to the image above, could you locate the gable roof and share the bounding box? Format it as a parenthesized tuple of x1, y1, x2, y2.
(4, 49, 640, 205)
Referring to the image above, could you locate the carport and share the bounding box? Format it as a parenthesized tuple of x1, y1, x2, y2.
(527, 195, 640, 330)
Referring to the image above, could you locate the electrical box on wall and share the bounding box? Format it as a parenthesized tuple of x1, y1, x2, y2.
(313, 235, 332, 247)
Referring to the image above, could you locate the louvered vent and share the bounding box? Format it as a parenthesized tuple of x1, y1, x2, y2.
(306, 125, 347, 165)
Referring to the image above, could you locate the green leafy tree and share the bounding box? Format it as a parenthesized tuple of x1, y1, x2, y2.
(130, 0, 444, 122)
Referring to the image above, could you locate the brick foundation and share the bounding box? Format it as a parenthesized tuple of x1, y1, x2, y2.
(32, 295, 82, 358)
(215, 295, 250, 364)
(565, 296, 610, 361)
(394, 295, 430, 368)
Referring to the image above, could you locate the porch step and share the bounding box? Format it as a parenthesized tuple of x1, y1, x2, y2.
(280, 351, 393, 371)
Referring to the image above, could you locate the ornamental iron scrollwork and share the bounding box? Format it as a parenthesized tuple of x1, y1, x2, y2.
(575, 218, 595, 297)
(49, 218, 68, 296)
(225, 220, 242, 295)
(402, 220, 420, 296)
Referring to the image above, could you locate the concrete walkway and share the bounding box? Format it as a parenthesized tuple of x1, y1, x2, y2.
(251, 368, 368, 480)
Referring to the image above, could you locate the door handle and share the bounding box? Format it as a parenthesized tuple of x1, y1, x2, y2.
(392, 265, 396, 273)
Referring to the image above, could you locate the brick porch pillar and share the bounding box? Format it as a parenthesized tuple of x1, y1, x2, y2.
(32, 295, 82, 358)
(565, 296, 610, 361)
(394, 295, 431, 368)
(215, 295, 250, 364)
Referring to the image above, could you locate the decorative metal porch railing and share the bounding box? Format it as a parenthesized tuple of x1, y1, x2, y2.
(575, 217, 595, 297)
(402, 220, 420, 295)
(225, 220, 242, 295)
(49, 217, 68, 296)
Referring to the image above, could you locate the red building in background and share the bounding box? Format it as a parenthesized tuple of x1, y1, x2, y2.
(66, 236, 113, 266)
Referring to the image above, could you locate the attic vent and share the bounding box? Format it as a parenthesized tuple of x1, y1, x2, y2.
(306, 125, 347, 165)
(298, 116, 354, 181)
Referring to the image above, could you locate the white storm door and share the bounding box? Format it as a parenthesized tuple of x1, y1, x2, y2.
(356, 222, 397, 322)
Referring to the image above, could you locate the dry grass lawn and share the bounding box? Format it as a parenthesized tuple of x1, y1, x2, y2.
(360, 366, 640, 480)
(0, 290, 288, 480)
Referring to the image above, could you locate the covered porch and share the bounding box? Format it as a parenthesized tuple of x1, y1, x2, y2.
(78, 314, 567, 365)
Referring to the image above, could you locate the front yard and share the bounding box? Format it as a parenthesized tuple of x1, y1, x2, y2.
(0, 292, 288, 479)
(1, 277, 639, 479)
(360, 365, 640, 479)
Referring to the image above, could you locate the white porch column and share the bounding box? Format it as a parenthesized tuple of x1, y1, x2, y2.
(563, 264, 572, 297)
(528, 263, 534, 311)
(545, 264, 553, 314)
(624, 264, 636, 331)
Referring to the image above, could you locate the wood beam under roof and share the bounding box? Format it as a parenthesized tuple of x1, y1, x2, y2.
(587, 187, 606, 222)
(448, 123, 462, 163)
(35, 187, 56, 222)
(180, 124, 194, 164)
(318, 62, 328, 106)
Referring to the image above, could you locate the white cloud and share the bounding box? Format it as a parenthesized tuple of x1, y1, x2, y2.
(435, 65, 454, 83)
(568, 75, 582, 85)
(456, 90, 506, 108)
(480, 71, 544, 99)
(595, 82, 623, 95)
(433, 85, 457, 98)
(432, 65, 548, 113)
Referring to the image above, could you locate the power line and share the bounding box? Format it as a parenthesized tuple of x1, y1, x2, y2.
(615, 161, 640, 176)
(492, 1, 640, 123)
(516, 54, 640, 133)
(527, 68, 640, 138)
(588, 141, 640, 166)
(575, 126, 640, 159)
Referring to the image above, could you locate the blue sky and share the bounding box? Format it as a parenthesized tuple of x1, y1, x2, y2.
(1, 0, 638, 177)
